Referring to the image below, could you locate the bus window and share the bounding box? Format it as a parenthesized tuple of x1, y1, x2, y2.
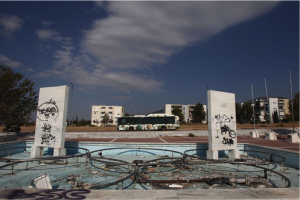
(127, 118, 135, 125)
(121, 118, 126, 125)
(159, 118, 166, 124)
(135, 118, 143, 124)
(153, 118, 160, 124)
(166, 117, 175, 124)
(143, 117, 152, 124)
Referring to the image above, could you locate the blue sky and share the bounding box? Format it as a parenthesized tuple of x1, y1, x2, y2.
(0, 1, 299, 120)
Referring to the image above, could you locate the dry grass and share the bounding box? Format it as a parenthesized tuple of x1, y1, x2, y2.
(18, 122, 298, 132)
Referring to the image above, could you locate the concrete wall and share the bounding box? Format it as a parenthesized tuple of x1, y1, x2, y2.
(244, 144, 299, 169)
(62, 128, 298, 138)
(0, 141, 26, 157)
(0, 135, 17, 143)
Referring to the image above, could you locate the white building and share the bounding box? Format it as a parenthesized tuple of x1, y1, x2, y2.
(164, 104, 207, 123)
(91, 105, 124, 126)
(246, 96, 290, 122)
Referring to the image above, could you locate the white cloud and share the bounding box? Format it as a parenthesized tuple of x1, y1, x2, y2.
(27, 68, 35, 72)
(82, 1, 279, 69)
(0, 14, 24, 37)
(0, 54, 22, 68)
(36, 48, 163, 92)
(41, 20, 54, 26)
(37, 2, 279, 93)
(36, 29, 63, 41)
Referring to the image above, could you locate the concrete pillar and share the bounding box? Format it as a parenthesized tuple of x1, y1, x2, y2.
(228, 149, 240, 159)
(265, 132, 277, 140)
(207, 150, 218, 159)
(53, 148, 66, 156)
(286, 133, 300, 143)
(250, 130, 259, 138)
(31, 146, 43, 158)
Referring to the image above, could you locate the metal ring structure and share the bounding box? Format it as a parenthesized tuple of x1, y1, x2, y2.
(0, 146, 291, 189)
(88, 147, 186, 189)
(89, 147, 185, 167)
(0, 146, 90, 171)
(184, 149, 290, 188)
(184, 149, 286, 165)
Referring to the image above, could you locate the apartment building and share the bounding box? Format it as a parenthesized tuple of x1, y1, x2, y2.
(91, 105, 124, 126)
(164, 104, 207, 123)
(246, 96, 290, 122)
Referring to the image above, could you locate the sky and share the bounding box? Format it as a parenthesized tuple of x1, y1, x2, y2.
(0, 1, 299, 121)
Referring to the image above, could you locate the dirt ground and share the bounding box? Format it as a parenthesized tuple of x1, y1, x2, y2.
(19, 122, 298, 132)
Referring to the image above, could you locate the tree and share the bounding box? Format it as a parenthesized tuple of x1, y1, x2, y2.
(273, 110, 279, 123)
(78, 118, 87, 126)
(125, 113, 130, 117)
(75, 115, 78, 126)
(192, 103, 206, 123)
(284, 114, 292, 122)
(240, 102, 253, 123)
(101, 113, 109, 126)
(289, 92, 299, 121)
(0, 64, 38, 125)
(235, 103, 242, 123)
(172, 106, 184, 123)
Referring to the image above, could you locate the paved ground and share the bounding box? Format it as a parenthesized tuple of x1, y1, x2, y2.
(0, 188, 299, 199)
(18, 135, 299, 152)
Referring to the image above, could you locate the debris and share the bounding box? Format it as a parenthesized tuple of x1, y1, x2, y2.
(28, 173, 52, 189)
(169, 184, 183, 189)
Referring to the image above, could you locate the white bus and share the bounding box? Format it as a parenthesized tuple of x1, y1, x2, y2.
(117, 115, 180, 131)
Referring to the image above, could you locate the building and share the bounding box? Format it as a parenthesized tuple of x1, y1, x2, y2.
(246, 96, 290, 122)
(91, 105, 124, 126)
(164, 104, 207, 123)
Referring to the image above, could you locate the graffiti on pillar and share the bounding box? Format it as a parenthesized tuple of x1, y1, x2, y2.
(37, 99, 59, 121)
(213, 114, 236, 145)
(40, 123, 55, 146)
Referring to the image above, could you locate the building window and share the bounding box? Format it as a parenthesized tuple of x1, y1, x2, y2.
(109, 107, 113, 109)
(102, 107, 105, 109)
(94, 112, 96, 114)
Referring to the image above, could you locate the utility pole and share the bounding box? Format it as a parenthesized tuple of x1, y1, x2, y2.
(69, 82, 73, 131)
(251, 85, 255, 130)
(289, 70, 295, 132)
(207, 82, 210, 124)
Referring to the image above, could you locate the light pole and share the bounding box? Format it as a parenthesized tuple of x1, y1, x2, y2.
(69, 82, 73, 131)
(122, 92, 129, 116)
(289, 70, 295, 132)
(264, 78, 271, 129)
(207, 82, 210, 124)
(251, 85, 255, 130)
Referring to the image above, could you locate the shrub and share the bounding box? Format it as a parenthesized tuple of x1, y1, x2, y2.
(189, 133, 195, 137)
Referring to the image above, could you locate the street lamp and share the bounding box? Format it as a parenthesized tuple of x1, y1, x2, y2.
(206, 82, 210, 124)
(123, 92, 129, 116)
(207, 82, 210, 91)
(69, 82, 73, 131)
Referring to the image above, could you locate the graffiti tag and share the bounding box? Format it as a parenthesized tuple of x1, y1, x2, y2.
(37, 99, 59, 121)
(4, 189, 90, 199)
(222, 137, 234, 146)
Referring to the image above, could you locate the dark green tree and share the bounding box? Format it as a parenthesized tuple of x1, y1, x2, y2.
(241, 102, 253, 123)
(75, 114, 78, 125)
(101, 113, 109, 126)
(0, 64, 38, 125)
(289, 92, 299, 121)
(78, 118, 87, 126)
(192, 103, 206, 123)
(124, 113, 130, 117)
(273, 110, 279, 123)
(235, 103, 242, 123)
(172, 106, 184, 123)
